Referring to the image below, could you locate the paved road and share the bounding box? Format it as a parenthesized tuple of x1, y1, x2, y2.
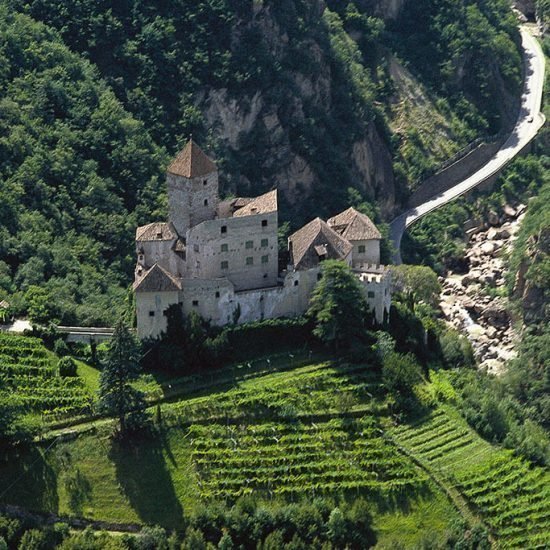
(389, 27, 546, 264)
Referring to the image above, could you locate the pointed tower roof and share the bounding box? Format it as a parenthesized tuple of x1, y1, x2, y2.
(167, 139, 217, 178)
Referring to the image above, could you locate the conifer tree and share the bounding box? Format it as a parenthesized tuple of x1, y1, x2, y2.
(99, 320, 148, 436)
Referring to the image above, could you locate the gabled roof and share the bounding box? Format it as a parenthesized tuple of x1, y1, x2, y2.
(167, 139, 217, 178)
(136, 222, 178, 242)
(289, 217, 353, 270)
(327, 207, 381, 241)
(233, 190, 278, 218)
(133, 264, 182, 293)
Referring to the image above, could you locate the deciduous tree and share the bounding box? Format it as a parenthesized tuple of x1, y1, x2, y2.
(307, 260, 367, 349)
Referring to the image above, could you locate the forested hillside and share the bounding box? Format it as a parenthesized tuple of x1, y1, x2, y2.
(0, 0, 523, 324)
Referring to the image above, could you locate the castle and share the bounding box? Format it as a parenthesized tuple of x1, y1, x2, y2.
(134, 140, 391, 339)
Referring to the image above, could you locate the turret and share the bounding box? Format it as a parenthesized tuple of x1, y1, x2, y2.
(167, 140, 219, 236)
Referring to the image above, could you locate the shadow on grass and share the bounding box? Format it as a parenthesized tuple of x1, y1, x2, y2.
(109, 434, 184, 528)
(0, 445, 59, 513)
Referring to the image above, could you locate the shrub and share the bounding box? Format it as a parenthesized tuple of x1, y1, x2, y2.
(54, 338, 70, 357)
(58, 356, 77, 377)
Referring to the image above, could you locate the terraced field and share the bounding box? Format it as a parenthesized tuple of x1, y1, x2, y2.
(391, 409, 550, 548)
(190, 417, 427, 499)
(0, 332, 92, 419)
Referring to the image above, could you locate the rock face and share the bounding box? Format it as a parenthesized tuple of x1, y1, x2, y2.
(439, 206, 526, 375)
(199, 0, 398, 219)
(513, 226, 550, 323)
(356, 0, 409, 20)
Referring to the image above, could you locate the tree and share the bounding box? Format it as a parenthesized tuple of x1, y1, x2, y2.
(390, 265, 441, 308)
(99, 321, 148, 436)
(24, 286, 56, 326)
(307, 260, 367, 349)
(382, 352, 423, 412)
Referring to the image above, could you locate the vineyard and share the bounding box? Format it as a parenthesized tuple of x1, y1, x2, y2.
(189, 417, 427, 500)
(0, 332, 92, 419)
(162, 361, 385, 424)
(391, 409, 550, 548)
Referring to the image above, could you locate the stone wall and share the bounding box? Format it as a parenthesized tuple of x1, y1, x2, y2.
(136, 289, 180, 339)
(186, 211, 279, 291)
(407, 138, 506, 209)
(168, 170, 219, 236)
(137, 238, 185, 277)
(351, 239, 380, 266)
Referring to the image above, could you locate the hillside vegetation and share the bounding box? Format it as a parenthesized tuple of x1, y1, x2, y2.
(0, 0, 523, 325)
(1, 348, 548, 547)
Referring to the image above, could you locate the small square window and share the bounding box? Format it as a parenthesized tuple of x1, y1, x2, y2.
(204, 199, 208, 206)
(367, 291, 375, 298)
(245, 240, 254, 249)
(215, 291, 220, 298)
(358, 245, 366, 254)
(221, 226, 227, 234)
(261, 238, 268, 247)
(246, 257, 253, 266)
(192, 300, 199, 307)
(261, 220, 268, 227)
(221, 260, 229, 270)
(263, 273, 268, 278)
(203, 179, 208, 186)
(294, 280, 299, 287)
(149, 311, 155, 317)
(261, 255, 269, 264)
(221, 243, 228, 252)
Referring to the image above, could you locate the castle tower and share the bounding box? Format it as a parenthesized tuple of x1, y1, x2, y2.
(167, 140, 219, 236)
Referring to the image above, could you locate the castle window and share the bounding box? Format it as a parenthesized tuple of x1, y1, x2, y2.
(215, 291, 220, 298)
(263, 273, 268, 278)
(294, 280, 299, 287)
(358, 245, 366, 254)
(221, 243, 228, 252)
(192, 300, 199, 307)
(194, 244, 199, 253)
(317, 273, 322, 281)
(261, 238, 268, 247)
(138, 254, 144, 261)
(221, 225, 227, 234)
(246, 257, 253, 266)
(203, 179, 208, 186)
(204, 199, 208, 206)
(221, 260, 229, 270)
(261, 220, 268, 227)
(261, 255, 269, 264)
(149, 311, 155, 317)
(368, 291, 375, 298)
(245, 240, 254, 249)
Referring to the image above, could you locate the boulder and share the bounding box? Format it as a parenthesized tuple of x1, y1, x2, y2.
(503, 204, 517, 219)
(480, 242, 496, 256)
(488, 210, 500, 226)
(480, 304, 509, 327)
